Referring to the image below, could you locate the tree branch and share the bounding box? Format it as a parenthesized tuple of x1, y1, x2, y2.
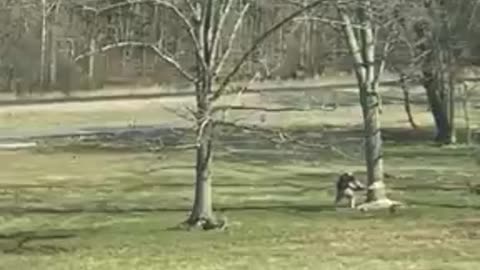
(212, 106, 308, 113)
(210, 0, 235, 69)
(210, 0, 328, 102)
(338, 5, 366, 82)
(74, 41, 195, 82)
(214, 3, 250, 75)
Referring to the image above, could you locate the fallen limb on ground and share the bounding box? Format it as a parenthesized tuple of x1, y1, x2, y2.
(356, 199, 405, 213)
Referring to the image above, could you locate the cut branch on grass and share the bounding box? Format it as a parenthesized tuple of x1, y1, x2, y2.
(212, 106, 309, 113)
(74, 41, 195, 82)
(215, 121, 357, 160)
(212, 105, 337, 114)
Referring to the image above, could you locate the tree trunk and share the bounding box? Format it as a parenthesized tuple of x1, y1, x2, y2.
(49, 32, 57, 88)
(423, 71, 450, 143)
(6, 65, 14, 93)
(360, 87, 387, 202)
(189, 119, 214, 223)
(40, 0, 48, 91)
(49, 2, 59, 89)
(400, 74, 418, 129)
(415, 1, 456, 145)
(461, 82, 472, 145)
(186, 79, 218, 229)
(88, 37, 96, 89)
(338, 1, 389, 204)
(447, 68, 457, 144)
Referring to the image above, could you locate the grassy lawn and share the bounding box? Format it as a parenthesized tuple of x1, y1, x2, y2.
(0, 89, 479, 269)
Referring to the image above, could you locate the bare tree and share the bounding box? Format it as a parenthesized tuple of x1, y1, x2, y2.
(337, 0, 401, 210)
(397, 0, 480, 144)
(74, 0, 326, 229)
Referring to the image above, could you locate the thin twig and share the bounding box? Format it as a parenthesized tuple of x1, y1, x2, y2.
(214, 3, 251, 75)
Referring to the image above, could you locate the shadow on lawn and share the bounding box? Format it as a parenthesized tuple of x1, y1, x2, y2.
(0, 228, 95, 255)
(0, 204, 336, 227)
(1, 197, 478, 217)
(17, 124, 479, 219)
(37, 122, 458, 165)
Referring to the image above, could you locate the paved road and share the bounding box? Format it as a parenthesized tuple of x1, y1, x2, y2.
(0, 77, 470, 148)
(0, 79, 401, 107)
(0, 79, 401, 146)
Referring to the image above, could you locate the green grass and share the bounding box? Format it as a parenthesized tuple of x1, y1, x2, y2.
(0, 90, 479, 269)
(0, 127, 479, 270)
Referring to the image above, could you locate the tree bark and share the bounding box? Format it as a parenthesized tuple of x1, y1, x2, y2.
(88, 36, 96, 89)
(461, 82, 472, 145)
(339, 0, 388, 203)
(415, 1, 456, 145)
(400, 74, 418, 129)
(49, 2, 60, 89)
(40, 0, 48, 91)
(360, 86, 387, 202)
(49, 31, 57, 88)
(423, 71, 450, 142)
(186, 79, 218, 229)
(446, 59, 457, 144)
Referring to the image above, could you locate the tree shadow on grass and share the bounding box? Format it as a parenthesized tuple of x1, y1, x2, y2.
(216, 126, 447, 166)
(403, 200, 480, 211)
(0, 202, 335, 218)
(0, 227, 96, 255)
(122, 181, 330, 192)
(392, 184, 468, 193)
(35, 124, 456, 168)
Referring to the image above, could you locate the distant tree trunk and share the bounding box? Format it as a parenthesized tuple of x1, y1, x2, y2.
(422, 70, 450, 142)
(121, 7, 130, 75)
(446, 57, 457, 144)
(49, 35, 57, 88)
(49, 2, 60, 89)
(88, 36, 96, 89)
(399, 74, 418, 129)
(300, 0, 308, 71)
(152, 4, 159, 60)
(461, 82, 472, 145)
(415, 0, 456, 145)
(6, 65, 15, 93)
(40, 0, 48, 91)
